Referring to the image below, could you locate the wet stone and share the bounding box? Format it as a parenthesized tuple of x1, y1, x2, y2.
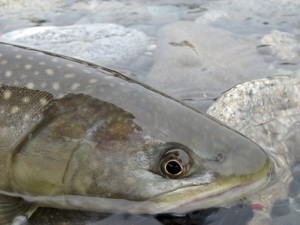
(260, 30, 299, 63)
(0, 24, 148, 68)
(271, 199, 291, 218)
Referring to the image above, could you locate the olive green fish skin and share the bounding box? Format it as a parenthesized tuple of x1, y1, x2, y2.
(0, 42, 270, 215)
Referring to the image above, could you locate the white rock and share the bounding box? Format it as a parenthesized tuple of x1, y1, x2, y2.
(0, 24, 148, 67)
(0, 0, 62, 18)
(195, 10, 229, 23)
(260, 30, 299, 62)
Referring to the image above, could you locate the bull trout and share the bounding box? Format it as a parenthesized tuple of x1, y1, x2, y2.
(0, 42, 270, 224)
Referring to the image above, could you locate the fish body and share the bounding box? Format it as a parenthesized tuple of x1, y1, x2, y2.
(0, 42, 270, 224)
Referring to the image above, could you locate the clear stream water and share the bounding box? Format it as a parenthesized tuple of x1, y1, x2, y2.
(0, 1, 300, 225)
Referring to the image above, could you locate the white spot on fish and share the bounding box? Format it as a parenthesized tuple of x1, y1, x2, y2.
(67, 64, 74, 68)
(24, 113, 31, 121)
(64, 73, 75, 78)
(24, 64, 33, 70)
(104, 76, 113, 80)
(39, 61, 46, 65)
(15, 54, 22, 59)
(57, 94, 64, 98)
(3, 90, 12, 100)
(22, 96, 30, 103)
(89, 79, 97, 84)
(28, 56, 34, 61)
(71, 83, 81, 90)
(82, 69, 92, 74)
(26, 82, 35, 89)
(10, 106, 20, 114)
(51, 58, 58, 62)
(46, 69, 54, 76)
(13, 80, 19, 86)
(52, 82, 60, 90)
(41, 82, 47, 88)
(1, 60, 7, 65)
(39, 98, 49, 106)
(0, 53, 2, 57)
(5, 70, 13, 77)
(33, 71, 40, 76)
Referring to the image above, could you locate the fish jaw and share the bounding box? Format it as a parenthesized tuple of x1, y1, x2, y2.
(133, 159, 271, 214)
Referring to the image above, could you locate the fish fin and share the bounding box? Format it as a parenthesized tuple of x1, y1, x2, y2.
(0, 194, 38, 225)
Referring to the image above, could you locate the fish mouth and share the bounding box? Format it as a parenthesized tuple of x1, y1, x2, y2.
(134, 159, 271, 214)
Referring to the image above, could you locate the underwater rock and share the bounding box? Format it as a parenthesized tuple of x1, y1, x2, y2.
(195, 10, 229, 24)
(146, 21, 273, 111)
(259, 30, 299, 63)
(0, 0, 63, 20)
(0, 24, 148, 68)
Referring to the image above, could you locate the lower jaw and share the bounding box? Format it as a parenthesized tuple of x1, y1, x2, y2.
(162, 174, 270, 214)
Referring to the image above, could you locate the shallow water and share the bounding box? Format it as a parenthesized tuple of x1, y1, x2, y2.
(0, 0, 300, 225)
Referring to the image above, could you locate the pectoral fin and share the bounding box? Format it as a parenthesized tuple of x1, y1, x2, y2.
(0, 194, 38, 225)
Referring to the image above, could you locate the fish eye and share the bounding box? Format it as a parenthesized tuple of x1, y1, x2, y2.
(160, 148, 191, 178)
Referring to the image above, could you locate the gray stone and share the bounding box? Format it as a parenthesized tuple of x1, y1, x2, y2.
(0, 0, 63, 19)
(0, 24, 148, 68)
(207, 76, 300, 225)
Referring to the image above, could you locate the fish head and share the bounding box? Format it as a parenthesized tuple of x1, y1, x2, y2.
(13, 92, 270, 214)
(116, 107, 271, 214)
(0, 42, 270, 215)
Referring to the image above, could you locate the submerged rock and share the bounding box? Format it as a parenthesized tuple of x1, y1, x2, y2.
(207, 75, 300, 225)
(259, 30, 299, 63)
(146, 21, 275, 111)
(0, 24, 148, 68)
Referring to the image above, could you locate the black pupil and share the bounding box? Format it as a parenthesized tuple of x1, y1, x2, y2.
(166, 161, 182, 175)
